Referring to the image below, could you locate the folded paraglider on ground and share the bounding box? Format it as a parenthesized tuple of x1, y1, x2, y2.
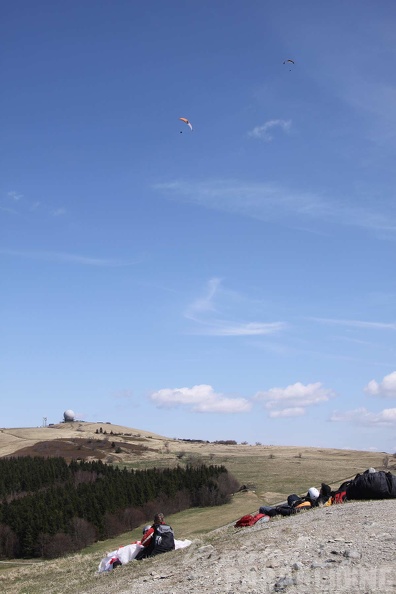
(234, 468, 396, 528)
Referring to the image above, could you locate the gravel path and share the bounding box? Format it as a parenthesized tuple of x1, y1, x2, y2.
(89, 499, 396, 594)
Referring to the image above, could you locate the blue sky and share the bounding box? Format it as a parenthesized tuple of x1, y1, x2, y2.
(1, 1, 396, 453)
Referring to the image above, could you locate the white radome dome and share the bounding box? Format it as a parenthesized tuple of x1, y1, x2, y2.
(63, 409, 75, 422)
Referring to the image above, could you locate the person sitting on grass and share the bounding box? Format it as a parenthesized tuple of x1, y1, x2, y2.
(135, 512, 175, 560)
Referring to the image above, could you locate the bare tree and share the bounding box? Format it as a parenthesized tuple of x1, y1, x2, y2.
(39, 533, 75, 559)
(69, 517, 97, 549)
(0, 524, 19, 558)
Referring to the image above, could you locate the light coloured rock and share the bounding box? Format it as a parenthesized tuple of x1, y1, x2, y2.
(343, 549, 361, 559)
(197, 544, 214, 554)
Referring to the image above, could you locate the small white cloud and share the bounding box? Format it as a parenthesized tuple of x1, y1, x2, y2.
(269, 407, 305, 418)
(364, 371, 396, 398)
(7, 191, 23, 201)
(331, 407, 396, 427)
(248, 119, 291, 141)
(194, 397, 251, 413)
(52, 208, 66, 217)
(255, 381, 334, 410)
(150, 384, 252, 414)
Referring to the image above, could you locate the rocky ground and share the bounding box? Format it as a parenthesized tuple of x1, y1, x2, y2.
(90, 499, 396, 594)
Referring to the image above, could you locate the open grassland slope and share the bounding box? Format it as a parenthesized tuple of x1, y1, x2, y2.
(0, 422, 393, 503)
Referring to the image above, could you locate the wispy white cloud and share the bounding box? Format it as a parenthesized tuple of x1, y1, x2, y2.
(364, 371, 396, 398)
(52, 208, 66, 217)
(248, 119, 291, 141)
(7, 191, 23, 201)
(190, 321, 286, 336)
(112, 389, 135, 401)
(154, 179, 329, 221)
(269, 407, 305, 418)
(0, 205, 18, 214)
(186, 277, 220, 316)
(184, 278, 286, 336)
(330, 407, 396, 427)
(294, 18, 396, 149)
(338, 75, 396, 145)
(332, 335, 383, 348)
(310, 317, 396, 331)
(1, 191, 64, 219)
(153, 179, 396, 234)
(150, 384, 252, 414)
(0, 249, 132, 267)
(255, 381, 335, 416)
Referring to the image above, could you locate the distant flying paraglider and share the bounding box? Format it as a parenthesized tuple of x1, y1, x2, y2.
(283, 59, 295, 71)
(179, 117, 193, 132)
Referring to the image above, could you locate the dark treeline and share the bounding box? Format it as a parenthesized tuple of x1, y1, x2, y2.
(0, 457, 239, 559)
(0, 457, 71, 499)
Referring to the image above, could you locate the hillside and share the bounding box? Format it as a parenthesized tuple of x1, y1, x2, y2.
(0, 423, 395, 593)
(0, 498, 395, 593)
(0, 422, 393, 506)
(0, 422, 167, 460)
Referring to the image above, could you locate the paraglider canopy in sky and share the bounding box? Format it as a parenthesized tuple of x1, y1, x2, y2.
(179, 117, 193, 131)
(283, 59, 295, 71)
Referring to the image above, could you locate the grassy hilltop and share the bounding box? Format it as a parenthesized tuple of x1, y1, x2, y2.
(0, 422, 394, 593)
(0, 421, 392, 507)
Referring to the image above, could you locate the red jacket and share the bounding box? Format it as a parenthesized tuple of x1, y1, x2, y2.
(140, 526, 155, 548)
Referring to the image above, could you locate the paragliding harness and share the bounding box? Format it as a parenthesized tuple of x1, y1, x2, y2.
(283, 494, 312, 512)
(332, 489, 348, 504)
(258, 495, 312, 519)
(149, 523, 175, 555)
(330, 478, 351, 504)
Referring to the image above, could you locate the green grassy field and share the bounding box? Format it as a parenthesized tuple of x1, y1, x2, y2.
(119, 445, 390, 502)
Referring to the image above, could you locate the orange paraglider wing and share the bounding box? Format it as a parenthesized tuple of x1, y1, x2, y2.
(179, 117, 193, 131)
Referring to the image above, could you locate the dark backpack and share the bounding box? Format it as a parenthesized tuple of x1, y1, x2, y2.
(346, 471, 396, 500)
(259, 506, 278, 517)
(275, 505, 297, 516)
(287, 494, 305, 508)
(152, 523, 175, 553)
